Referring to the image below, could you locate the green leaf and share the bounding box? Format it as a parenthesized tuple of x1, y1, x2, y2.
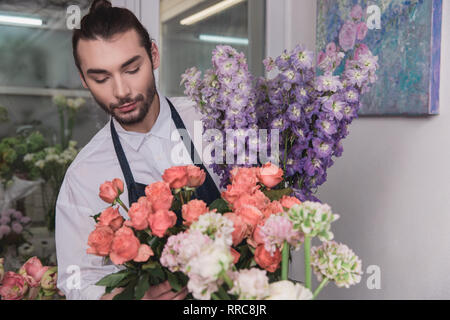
(209, 198, 231, 214)
(95, 270, 130, 287)
(263, 188, 293, 201)
(90, 211, 102, 223)
(142, 260, 158, 270)
(134, 273, 150, 300)
(166, 270, 182, 292)
(112, 280, 137, 300)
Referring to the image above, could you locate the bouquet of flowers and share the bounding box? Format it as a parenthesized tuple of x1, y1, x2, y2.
(0, 256, 63, 300)
(181, 4, 378, 202)
(87, 164, 362, 300)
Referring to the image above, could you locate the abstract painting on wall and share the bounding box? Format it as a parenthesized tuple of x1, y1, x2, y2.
(316, 0, 443, 115)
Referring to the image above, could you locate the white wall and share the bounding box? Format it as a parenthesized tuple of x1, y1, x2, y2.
(278, 0, 450, 299)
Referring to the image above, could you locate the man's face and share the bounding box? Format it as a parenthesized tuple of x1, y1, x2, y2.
(77, 29, 160, 126)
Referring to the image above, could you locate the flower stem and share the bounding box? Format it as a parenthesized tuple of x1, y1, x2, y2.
(179, 192, 185, 206)
(282, 241, 289, 280)
(304, 236, 311, 290)
(211, 293, 221, 300)
(218, 285, 231, 300)
(222, 272, 234, 289)
(312, 278, 329, 300)
(115, 198, 129, 212)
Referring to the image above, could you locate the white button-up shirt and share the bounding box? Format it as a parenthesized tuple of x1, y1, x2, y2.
(55, 92, 222, 300)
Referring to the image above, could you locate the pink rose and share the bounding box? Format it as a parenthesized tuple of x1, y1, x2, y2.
(98, 207, 124, 231)
(257, 163, 283, 189)
(235, 205, 264, 233)
(186, 165, 206, 187)
(254, 245, 281, 273)
(18, 257, 49, 287)
(233, 190, 271, 212)
(0, 272, 28, 300)
(351, 4, 364, 21)
(99, 178, 124, 204)
(280, 196, 302, 209)
(128, 196, 152, 230)
(133, 244, 154, 263)
(262, 201, 284, 219)
(86, 225, 115, 257)
(356, 22, 368, 40)
(162, 166, 188, 189)
(148, 210, 177, 238)
(182, 200, 209, 226)
(230, 248, 241, 264)
(339, 21, 357, 52)
(224, 212, 248, 246)
(145, 182, 174, 212)
(110, 226, 140, 265)
(354, 43, 369, 60)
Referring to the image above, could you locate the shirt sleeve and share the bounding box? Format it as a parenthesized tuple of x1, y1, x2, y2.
(55, 173, 122, 300)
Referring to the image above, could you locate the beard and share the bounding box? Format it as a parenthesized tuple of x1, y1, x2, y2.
(92, 77, 157, 126)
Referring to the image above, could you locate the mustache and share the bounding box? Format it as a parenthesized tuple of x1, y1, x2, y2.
(111, 94, 144, 110)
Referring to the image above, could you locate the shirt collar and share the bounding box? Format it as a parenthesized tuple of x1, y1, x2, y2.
(111, 90, 172, 152)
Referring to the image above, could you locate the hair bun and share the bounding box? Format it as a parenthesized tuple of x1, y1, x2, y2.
(89, 0, 112, 14)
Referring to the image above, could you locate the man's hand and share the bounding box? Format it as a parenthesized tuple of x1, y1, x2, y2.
(101, 280, 188, 300)
(142, 280, 188, 300)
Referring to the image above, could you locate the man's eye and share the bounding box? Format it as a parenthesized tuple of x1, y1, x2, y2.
(127, 68, 140, 74)
(94, 78, 108, 84)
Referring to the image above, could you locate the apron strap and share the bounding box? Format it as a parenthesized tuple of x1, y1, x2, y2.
(110, 119, 140, 206)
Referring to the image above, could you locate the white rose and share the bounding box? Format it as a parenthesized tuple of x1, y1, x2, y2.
(23, 154, 34, 162)
(35, 160, 45, 169)
(265, 280, 313, 300)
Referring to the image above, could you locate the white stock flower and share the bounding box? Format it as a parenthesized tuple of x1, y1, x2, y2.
(229, 268, 270, 300)
(189, 211, 234, 246)
(265, 280, 313, 300)
(187, 274, 221, 300)
(186, 240, 233, 282)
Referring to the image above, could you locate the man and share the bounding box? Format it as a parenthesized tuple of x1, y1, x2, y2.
(55, 0, 221, 300)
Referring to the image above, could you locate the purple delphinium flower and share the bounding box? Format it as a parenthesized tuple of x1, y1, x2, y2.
(315, 73, 343, 92)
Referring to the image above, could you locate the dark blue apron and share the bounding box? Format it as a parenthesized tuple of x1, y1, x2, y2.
(110, 97, 220, 225)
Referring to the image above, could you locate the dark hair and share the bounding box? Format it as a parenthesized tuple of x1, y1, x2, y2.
(72, 0, 153, 80)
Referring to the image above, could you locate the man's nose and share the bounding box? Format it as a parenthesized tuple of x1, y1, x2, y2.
(113, 75, 131, 101)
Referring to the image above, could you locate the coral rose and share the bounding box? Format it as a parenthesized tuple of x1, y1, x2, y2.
(148, 209, 177, 238)
(257, 163, 283, 189)
(98, 206, 124, 231)
(247, 222, 265, 248)
(145, 181, 173, 211)
(280, 196, 302, 209)
(87, 225, 115, 257)
(233, 190, 271, 212)
(223, 212, 248, 246)
(231, 167, 259, 193)
(162, 166, 188, 189)
(0, 272, 28, 300)
(99, 178, 124, 204)
(128, 196, 152, 230)
(254, 245, 281, 273)
(110, 226, 140, 265)
(235, 205, 264, 233)
(182, 199, 209, 226)
(186, 165, 206, 187)
(262, 201, 284, 219)
(133, 244, 154, 263)
(230, 248, 241, 264)
(221, 183, 251, 207)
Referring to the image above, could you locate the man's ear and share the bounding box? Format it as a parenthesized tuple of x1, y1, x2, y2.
(79, 72, 88, 89)
(150, 42, 160, 70)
